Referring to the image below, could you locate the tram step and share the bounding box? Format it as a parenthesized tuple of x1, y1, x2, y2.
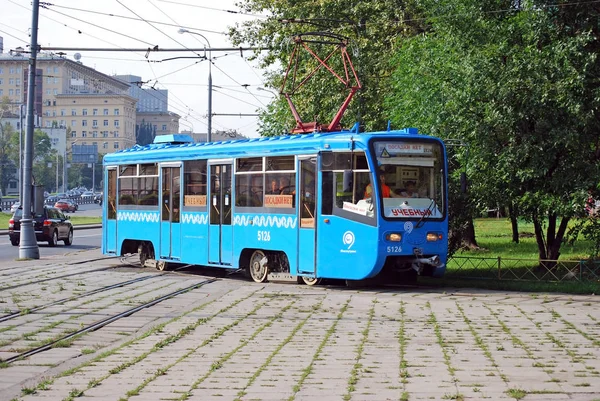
(267, 273, 298, 282)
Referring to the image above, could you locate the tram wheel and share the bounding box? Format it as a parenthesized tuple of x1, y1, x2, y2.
(156, 260, 169, 271)
(301, 276, 321, 286)
(249, 250, 269, 283)
(138, 242, 151, 267)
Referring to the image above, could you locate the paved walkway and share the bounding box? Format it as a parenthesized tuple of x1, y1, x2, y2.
(0, 249, 599, 401)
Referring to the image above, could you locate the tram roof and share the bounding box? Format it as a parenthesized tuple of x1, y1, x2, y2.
(103, 126, 441, 165)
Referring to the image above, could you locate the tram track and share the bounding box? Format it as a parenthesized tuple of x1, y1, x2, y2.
(1, 276, 219, 364)
(0, 256, 137, 292)
(0, 261, 196, 323)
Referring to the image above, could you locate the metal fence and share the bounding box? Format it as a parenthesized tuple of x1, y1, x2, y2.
(1, 196, 97, 212)
(447, 255, 600, 283)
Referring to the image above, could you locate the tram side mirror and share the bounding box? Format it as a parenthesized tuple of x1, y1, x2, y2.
(460, 172, 468, 194)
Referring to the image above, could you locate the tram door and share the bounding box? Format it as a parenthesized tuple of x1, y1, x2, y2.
(208, 163, 233, 264)
(104, 168, 118, 254)
(297, 156, 318, 274)
(160, 164, 181, 260)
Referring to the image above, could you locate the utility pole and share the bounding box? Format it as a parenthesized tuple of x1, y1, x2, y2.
(19, 0, 40, 260)
(19, 104, 24, 203)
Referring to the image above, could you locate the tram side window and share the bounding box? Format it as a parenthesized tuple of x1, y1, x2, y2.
(138, 176, 158, 205)
(237, 157, 263, 172)
(120, 165, 136, 176)
(107, 169, 117, 219)
(321, 172, 334, 215)
(321, 151, 374, 221)
(184, 160, 207, 207)
(118, 176, 137, 205)
(235, 174, 263, 207)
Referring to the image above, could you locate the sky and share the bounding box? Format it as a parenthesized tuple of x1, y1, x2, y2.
(0, 0, 274, 138)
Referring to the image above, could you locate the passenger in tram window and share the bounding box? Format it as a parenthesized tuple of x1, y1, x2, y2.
(279, 176, 294, 195)
(267, 178, 279, 194)
(400, 181, 419, 198)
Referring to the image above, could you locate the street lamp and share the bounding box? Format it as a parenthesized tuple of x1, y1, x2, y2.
(178, 28, 212, 142)
(257, 87, 278, 97)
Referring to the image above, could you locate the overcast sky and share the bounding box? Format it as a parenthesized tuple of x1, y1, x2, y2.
(0, 0, 273, 138)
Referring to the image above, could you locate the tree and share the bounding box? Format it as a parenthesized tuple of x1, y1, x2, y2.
(386, 0, 600, 263)
(0, 97, 17, 195)
(136, 119, 156, 146)
(229, 0, 427, 136)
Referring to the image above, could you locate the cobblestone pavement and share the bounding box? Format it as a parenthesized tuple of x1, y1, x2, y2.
(0, 249, 599, 401)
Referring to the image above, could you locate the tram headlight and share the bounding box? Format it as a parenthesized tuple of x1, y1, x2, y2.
(386, 233, 402, 242)
(427, 232, 443, 242)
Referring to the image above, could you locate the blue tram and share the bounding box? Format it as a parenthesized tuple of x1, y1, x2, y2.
(101, 125, 448, 285)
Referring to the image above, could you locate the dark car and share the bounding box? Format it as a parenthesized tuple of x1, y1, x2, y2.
(54, 199, 78, 213)
(8, 206, 73, 247)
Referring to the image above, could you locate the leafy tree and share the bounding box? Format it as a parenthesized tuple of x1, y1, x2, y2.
(229, 0, 427, 136)
(0, 97, 17, 195)
(386, 0, 600, 263)
(136, 119, 156, 146)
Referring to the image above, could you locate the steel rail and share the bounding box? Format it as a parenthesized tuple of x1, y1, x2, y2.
(0, 261, 195, 323)
(0, 274, 158, 323)
(2, 277, 219, 364)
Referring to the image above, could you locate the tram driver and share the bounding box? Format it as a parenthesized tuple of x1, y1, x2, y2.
(364, 171, 400, 199)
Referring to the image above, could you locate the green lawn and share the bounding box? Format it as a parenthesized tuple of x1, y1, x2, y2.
(0, 212, 101, 228)
(453, 218, 593, 261)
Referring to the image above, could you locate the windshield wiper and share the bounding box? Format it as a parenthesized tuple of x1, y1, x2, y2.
(415, 198, 435, 229)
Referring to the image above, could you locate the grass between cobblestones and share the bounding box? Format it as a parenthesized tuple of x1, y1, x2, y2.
(286, 297, 352, 401)
(343, 299, 376, 400)
(398, 301, 409, 401)
(1, 277, 186, 359)
(23, 290, 230, 398)
(177, 300, 295, 400)
(426, 301, 463, 401)
(233, 298, 324, 401)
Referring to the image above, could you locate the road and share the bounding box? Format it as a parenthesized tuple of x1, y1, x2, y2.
(0, 251, 598, 401)
(0, 203, 102, 263)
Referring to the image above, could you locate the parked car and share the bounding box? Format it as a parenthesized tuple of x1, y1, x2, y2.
(10, 202, 20, 214)
(94, 192, 103, 205)
(81, 191, 95, 201)
(54, 199, 78, 213)
(8, 206, 73, 247)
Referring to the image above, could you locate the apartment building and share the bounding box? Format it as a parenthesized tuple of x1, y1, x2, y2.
(0, 43, 134, 154)
(136, 111, 180, 138)
(48, 94, 137, 153)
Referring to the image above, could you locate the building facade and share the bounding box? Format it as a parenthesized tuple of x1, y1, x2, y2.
(47, 94, 137, 153)
(0, 46, 133, 155)
(114, 74, 169, 113)
(136, 111, 180, 139)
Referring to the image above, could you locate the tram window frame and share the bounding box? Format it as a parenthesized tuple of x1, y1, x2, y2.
(234, 155, 296, 213)
(117, 163, 159, 208)
(320, 151, 376, 226)
(236, 157, 263, 172)
(183, 159, 208, 210)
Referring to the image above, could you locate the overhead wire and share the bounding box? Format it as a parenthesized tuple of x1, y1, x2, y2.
(0, 24, 29, 45)
(5, 0, 149, 59)
(39, 3, 226, 35)
(155, 0, 268, 18)
(41, 2, 157, 47)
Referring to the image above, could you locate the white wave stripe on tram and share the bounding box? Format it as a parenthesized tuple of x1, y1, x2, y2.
(233, 215, 297, 229)
(181, 213, 209, 225)
(117, 211, 160, 223)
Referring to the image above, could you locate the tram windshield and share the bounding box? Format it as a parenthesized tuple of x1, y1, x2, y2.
(371, 140, 445, 219)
